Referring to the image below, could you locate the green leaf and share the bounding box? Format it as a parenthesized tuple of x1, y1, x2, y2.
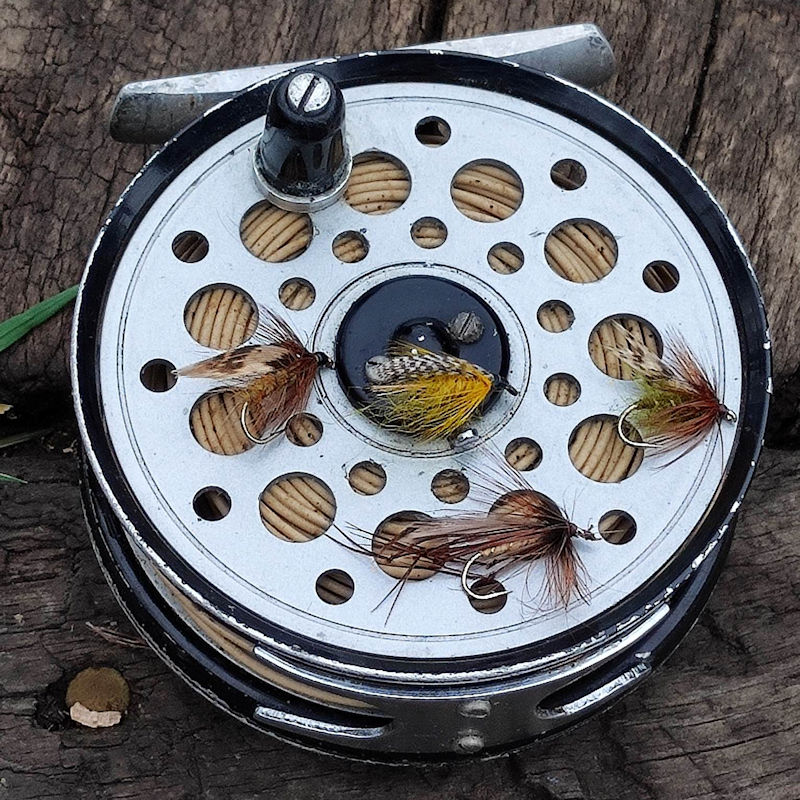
(0, 472, 27, 484)
(0, 285, 79, 354)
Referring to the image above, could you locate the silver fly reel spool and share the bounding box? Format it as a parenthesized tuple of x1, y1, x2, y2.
(73, 50, 770, 760)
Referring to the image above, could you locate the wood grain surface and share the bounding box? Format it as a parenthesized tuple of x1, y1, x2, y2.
(0, 0, 436, 398)
(1, 1, 799, 798)
(1, 430, 797, 799)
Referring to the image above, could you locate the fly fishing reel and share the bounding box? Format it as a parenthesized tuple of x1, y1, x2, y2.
(73, 44, 770, 760)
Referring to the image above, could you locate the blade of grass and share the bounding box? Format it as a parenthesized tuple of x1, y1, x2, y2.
(0, 285, 79, 354)
(0, 472, 27, 484)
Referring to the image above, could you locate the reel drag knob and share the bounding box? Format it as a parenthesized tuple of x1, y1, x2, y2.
(253, 70, 351, 212)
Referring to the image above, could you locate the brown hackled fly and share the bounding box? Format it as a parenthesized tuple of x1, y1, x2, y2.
(176, 306, 329, 445)
(609, 324, 737, 458)
(341, 449, 598, 613)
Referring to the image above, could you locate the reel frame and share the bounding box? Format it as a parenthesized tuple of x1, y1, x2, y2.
(73, 51, 770, 757)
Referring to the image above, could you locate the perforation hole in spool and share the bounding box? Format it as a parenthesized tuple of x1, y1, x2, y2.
(411, 217, 447, 249)
(431, 469, 469, 504)
(588, 315, 662, 379)
(285, 413, 322, 447)
(348, 461, 387, 495)
(315, 570, 355, 604)
(184, 285, 258, 349)
(505, 438, 542, 471)
(193, 487, 231, 521)
(451, 160, 523, 222)
(344, 152, 411, 214)
(487, 242, 524, 274)
(260, 474, 336, 542)
(537, 301, 574, 333)
(279, 278, 315, 310)
(140, 359, 177, 392)
(550, 159, 586, 190)
(569, 414, 643, 483)
(545, 220, 617, 282)
(333, 231, 369, 263)
(599, 510, 637, 544)
(643, 260, 680, 292)
(544, 373, 581, 406)
(240, 200, 312, 262)
(468, 578, 507, 614)
(190, 391, 255, 456)
(172, 231, 209, 262)
(415, 116, 451, 146)
(372, 511, 437, 580)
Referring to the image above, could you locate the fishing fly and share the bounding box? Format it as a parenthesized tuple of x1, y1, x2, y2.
(364, 342, 517, 441)
(177, 306, 330, 445)
(340, 449, 597, 614)
(609, 324, 736, 457)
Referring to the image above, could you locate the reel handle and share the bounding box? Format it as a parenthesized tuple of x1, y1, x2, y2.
(110, 23, 615, 144)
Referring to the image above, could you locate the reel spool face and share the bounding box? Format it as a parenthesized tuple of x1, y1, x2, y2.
(74, 52, 769, 755)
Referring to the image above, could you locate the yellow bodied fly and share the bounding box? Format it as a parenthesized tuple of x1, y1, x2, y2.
(364, 342, 516, 441)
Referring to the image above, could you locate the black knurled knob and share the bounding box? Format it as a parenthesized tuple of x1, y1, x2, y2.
(253, 71, 350, 211)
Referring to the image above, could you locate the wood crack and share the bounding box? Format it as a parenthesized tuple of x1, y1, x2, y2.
(678, 0, 722, 158)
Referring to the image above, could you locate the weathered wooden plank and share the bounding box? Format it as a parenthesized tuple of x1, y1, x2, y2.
(683, 0, 800, 391)
(0, 0, 437, 402)
(1, 434, 798, 799)
(442, 0, 717, 152)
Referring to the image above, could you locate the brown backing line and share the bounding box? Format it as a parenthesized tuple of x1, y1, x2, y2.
(185, 287, 257, 350)
(203, 490, 231, 519)
(576, 419, 619, 479)
(351, 200, 405, 215)
(279, 280, 314, 310)
(286, 414, 322, 446)
(431, 471, 468, 503)
(545, 234, 599, 282)
(453, 170, 522, 204)
(174, 234, 207, 262)
(260, 484, 332, 540)
(578, 222, 617, 269)
(347, 187, 410, 205)
(488, 245, 523, 274)
(154, 572, 369, 711)
(345, 155, 411, 214)
(644, 264, 669, 292)
(644, 262, 679, 293)
(538, 304, 571, 333)
(551, 165, 584, 191)
(554, 228, 608, 280)
(259, 476, 336, 542)
(544, 221, 617, 283)
(191, 392, 253, 456)
(589, 317, 660, 379)
(317, 574, 354, 604)
(348, 462, 386, 495)
(412, 223, 447, 248)
(373, 515, 437, 581)
(333, 235, 367, 262)
(241, 205, 311, 262)
(506, 440, 542, 471)
(569, 417, 643, 483)
(451, 187, 518, 221)
(546, 376, 579, 406)
(601, 513, 635, 544)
